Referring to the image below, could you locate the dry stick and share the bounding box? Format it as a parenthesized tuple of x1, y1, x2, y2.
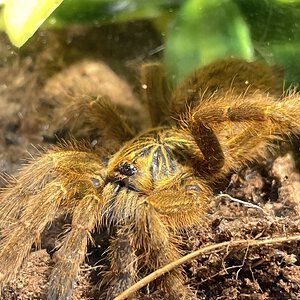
(115, 234, 300, 300)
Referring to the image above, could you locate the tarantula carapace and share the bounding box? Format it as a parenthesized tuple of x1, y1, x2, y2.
(0, 58, 300, 300)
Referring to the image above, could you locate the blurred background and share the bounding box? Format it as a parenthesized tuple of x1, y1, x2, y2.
(1, 0, 300, 85)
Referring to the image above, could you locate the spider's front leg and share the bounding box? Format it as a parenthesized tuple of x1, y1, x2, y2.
(0, 143, 105, 300)
(183, 90, 300, 179)
(105, 176, 211, 300)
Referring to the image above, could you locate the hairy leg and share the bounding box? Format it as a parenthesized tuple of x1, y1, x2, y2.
(105, 226, 139, 299)
(47, 194, 103, 300)
(0, 143, 105, 298)
(51, 95, 135, 151)
(139, 178, 210, 299)
(0, 182, 63, 286)
(141, 62, 171, 126)
(184, 90, 300, 178)
(171, 58, 283, 115)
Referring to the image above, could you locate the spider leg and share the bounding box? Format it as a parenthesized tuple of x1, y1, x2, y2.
(185, 90, 300, 178)
(105, 226, 138, 299)
(107, 201, 191, 300)
(171, 58, 283, 115)
(138, 178, 209, 299)
(51, 94, 136, 150)
(0, 143, 105, 298)
(43, 60, 145, 146)
(188, 116, 225, 174)
(47, 194, 103, 300)
(0, 181, 63, 286)
(101, 190, 140, 299)
(141, 62, 171, 126)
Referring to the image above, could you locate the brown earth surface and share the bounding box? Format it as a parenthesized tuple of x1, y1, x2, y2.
(0, 21, 299, 300)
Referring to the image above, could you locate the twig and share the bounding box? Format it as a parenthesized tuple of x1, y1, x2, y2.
(115, 234, 300, 300)
(216, 193, 265, 212)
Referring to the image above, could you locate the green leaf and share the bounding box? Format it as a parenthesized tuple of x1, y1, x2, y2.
(164, 0, 253, 83)
(1, 0, 64, 47)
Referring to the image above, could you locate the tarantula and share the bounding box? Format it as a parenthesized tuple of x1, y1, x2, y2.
(0, 58, 299, 300)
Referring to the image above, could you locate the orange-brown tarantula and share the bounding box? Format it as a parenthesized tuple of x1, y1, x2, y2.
(0, 58, 300, 300)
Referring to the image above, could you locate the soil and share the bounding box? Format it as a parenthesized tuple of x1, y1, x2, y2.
(0, 21, 299, 300)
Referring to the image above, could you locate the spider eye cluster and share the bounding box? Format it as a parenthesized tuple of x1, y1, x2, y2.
(116, 162, 137, 176)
